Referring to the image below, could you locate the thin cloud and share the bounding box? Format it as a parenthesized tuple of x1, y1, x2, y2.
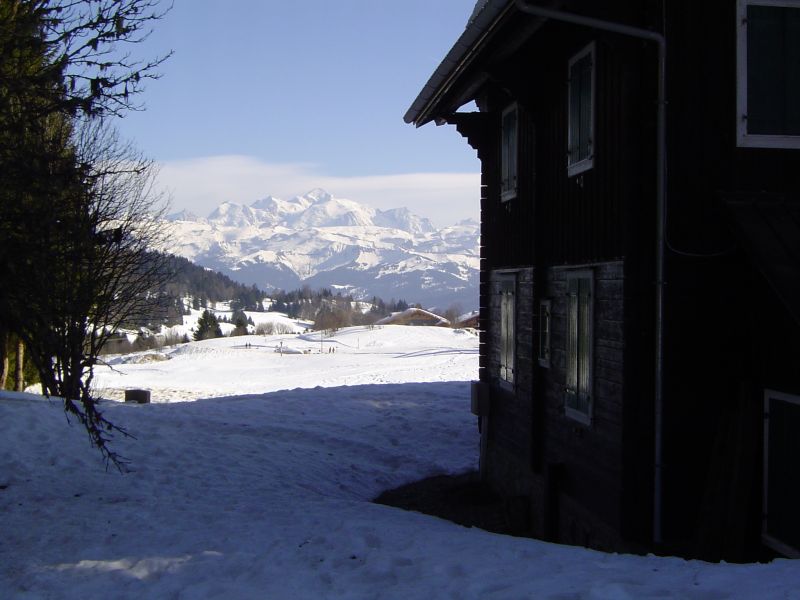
(158, 155, 480, 227)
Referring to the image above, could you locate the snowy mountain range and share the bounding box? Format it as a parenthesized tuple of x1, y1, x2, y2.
(164, 189, 479, 309)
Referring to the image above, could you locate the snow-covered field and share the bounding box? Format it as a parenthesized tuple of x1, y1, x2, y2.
(1, 326, 798, 599)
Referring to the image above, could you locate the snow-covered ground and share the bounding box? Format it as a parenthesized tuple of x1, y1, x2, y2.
(158, 308, 309, 342)
(1, 326, 798, 599)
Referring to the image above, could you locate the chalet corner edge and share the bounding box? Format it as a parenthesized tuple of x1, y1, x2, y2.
(406, 0, 800, 562)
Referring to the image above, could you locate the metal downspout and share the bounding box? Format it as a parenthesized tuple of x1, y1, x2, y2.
(513, 0, 667, 546)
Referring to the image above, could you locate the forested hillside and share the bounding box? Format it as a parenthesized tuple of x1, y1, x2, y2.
(138, 253, 416, 331)
(161, 255, 265, 310)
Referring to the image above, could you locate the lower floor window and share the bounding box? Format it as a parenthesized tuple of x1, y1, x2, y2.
(565, 271, 593, 423)
(539, 299, 551, 368)
(499, 274, 516, 384)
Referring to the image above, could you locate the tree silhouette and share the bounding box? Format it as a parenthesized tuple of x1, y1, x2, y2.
(194, 310, 223, 341)
(0, 0, 172, 469)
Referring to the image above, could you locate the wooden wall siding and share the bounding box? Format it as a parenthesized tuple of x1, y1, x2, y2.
(541, 261, 626, 535)
(478, 105, 537, 270)
(484, 268, 535, 497)
(479, 180, 489, 382)
(476, 24, 650, 270)
(666, 2, 800, 251)
(473, 15, 647, 547)
(659, 3, 800, 556)
(482, 261, 628, 542)
(479, 123, 499, 385)
(513, 24, 646, 267)
(449, 113, 494, 383)
(439, 0, 800, 557)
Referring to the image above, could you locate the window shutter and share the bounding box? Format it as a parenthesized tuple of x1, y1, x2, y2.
(539, 300, 551, 366)
(577, 277, 591, 414)
(568, 64, 581, 161)
(566, 277, 579, 410)
(577, 56, 592, 161)
(565, 272, 592, 421)
(501, 106, 518, 198)
(500, 279, 515, 383)
(567, 45, 594, 169)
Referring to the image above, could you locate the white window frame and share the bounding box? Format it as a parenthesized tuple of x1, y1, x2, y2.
(762, 389, 800, 558)
(564, 270, 593, 425)
(538, 299, 551, 368)
(736, 0, 800, 149)
(567, 42, 596, 177)
(501, 103, 519, 201)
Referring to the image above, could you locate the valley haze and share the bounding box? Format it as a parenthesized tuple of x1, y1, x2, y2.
(166, 188, 479, 310)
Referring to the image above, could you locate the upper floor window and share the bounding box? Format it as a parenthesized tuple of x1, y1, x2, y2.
(501, 104, 518, 201)
(567, 42, 595, 176)
(737, 0, 800, 148)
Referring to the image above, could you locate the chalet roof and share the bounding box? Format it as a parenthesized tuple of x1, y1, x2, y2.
(406, 1, 662, 127)
(375, 307, 450, 326)
(725, 197, 800, 326)
(404, 0, 514, 127)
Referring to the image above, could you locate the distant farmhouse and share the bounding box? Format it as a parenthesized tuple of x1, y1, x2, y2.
(407, 0, 800, 561)
(455, 310, 480, 329)
(376, 308, 450, 327)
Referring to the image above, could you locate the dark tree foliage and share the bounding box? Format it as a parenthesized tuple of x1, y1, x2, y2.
(0, 0, 172, 469)
(20, 0, 171, 120)
(193, 310, 222, 342)
(230, 309, 249, 337)
(266, 286, 414, 330)
(314, 304, 351, 332)
(159, 255, 265, 311)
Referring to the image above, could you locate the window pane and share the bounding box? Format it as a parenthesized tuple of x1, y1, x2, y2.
(747, 5, 800, 135)
(578, 58, 592, 161)
(569, 52, 592, 164)
(501, 291, 508, 379)
(578, 278, 591, 399)
(500, 279, 515, 383)
(786, 8, 800, 134)
(501, 107, 518, 195)
(506, 288, 515, 382)
(566, 279, 579, 394)
(569, 63, 582, 160)
(539, 302, 551, 363)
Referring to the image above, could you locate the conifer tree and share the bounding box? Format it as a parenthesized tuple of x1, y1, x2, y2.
(194, 310, 223, 341)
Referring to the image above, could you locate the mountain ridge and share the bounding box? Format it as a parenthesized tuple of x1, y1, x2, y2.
(165, 189, 479, 309)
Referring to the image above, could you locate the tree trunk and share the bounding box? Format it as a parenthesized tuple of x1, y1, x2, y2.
(14, 339, 24, 392)
(0, 326, 8, 390)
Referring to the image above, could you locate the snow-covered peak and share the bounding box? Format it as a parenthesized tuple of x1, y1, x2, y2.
(375, 207, 435, 235)
(167, 190, 480, 308)
(167, 209, 202, 223)
(249, 195, 310, 226)
(207, 202, 259, 228)
(289, 195, 376, 229)
(300, 188, 333, 204)
(249, 195, 281, 211)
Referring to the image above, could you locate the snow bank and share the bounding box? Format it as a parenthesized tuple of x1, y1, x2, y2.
(1, 326, 797, 598)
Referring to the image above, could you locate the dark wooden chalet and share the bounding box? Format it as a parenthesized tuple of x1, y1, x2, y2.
(406, 0, 800, 561)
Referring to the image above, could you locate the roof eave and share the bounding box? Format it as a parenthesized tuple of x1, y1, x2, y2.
(404, 0, 515, 127)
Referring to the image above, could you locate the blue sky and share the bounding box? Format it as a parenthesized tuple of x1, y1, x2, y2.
(115, 0, 481, 226)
